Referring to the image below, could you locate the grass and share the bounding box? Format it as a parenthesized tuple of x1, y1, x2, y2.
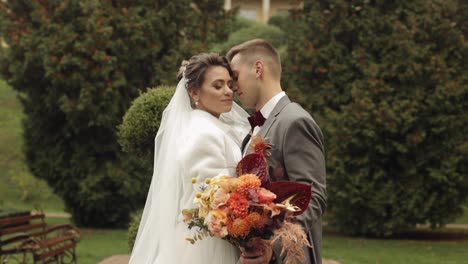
(323, 230, 468, 264)
(45, 218, 128, 264)
(0, 79, 64, 212)
(77, 228, 128, 263)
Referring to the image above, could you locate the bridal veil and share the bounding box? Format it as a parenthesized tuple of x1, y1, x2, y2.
(129, 77, 249, 263)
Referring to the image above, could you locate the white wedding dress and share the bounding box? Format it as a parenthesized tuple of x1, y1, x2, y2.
(129, 78, 249, 264)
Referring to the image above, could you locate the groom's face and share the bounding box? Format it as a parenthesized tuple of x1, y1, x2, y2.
(230, 54, 259, 109)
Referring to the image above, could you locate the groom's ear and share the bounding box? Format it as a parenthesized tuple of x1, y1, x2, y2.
(254, 60, 264, 79)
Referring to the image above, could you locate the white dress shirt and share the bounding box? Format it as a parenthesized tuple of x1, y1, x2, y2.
(244, 91, 286, 155)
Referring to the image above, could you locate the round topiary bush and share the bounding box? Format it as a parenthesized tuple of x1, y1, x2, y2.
(118, 86, 175, 165)
(210, 22, 286, 54)
(119, 86, 175, 240)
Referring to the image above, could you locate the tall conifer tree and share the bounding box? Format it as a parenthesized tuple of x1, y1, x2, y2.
(0, 0, 234, 227)
(284, 0, 467, 236)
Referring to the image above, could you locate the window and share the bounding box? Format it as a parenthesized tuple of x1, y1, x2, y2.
(238, 9, 257, 20)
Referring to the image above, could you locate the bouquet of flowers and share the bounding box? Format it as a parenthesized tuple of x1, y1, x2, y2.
(182, 136, 312, 263)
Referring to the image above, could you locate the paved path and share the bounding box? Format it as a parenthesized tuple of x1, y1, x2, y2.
(324, 221, 468, 230)
(419, 224, 468, 229)
(98, 255, 129, 264)
(97, 255, 342, 264)
(45, 212, 71, 218)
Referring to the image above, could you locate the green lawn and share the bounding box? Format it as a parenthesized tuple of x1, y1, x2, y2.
(45, 218, 128, 264)
(77, 228, 128, 263)
(323, 230, 468, 264)
(0, 79, 64, 212)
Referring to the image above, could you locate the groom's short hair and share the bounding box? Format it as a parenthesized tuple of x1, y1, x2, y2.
(227, 39, 281, 80)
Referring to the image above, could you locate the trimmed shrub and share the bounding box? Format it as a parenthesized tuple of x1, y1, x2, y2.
(268, 12, 294, 33)
(284, 0, 468, 236)
(210, 22, 286, 54)
(232, 16, 257, 31)
(118, 86, 175, 167)
(119, 86, 174, 251)
(0, 0, 233, 227)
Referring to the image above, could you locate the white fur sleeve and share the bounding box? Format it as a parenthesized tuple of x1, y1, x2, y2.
(180, 128, 230, 189)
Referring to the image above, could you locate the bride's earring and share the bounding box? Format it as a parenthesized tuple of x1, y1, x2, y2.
(195, 101, 199, 107)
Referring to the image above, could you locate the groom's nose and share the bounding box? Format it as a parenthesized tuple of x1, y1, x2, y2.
(231, 82, 239, 93)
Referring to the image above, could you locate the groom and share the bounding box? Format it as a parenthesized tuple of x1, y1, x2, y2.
(227, 39, 327, 264)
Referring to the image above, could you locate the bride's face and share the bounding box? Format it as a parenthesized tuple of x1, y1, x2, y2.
(192, 66, 234, 118)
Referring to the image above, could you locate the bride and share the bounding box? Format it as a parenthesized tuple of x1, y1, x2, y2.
(129, 53, 250, 263)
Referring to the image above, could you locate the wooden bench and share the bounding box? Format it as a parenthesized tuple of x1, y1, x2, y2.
(0, 213, 80, 264)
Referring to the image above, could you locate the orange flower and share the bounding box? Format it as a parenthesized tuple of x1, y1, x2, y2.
(246, 212, 265, 229)
(235, 174, 261, 196)
(227, 192, 249, 218)
(250, 135, 272, 155)
(227, 217, 251, 238)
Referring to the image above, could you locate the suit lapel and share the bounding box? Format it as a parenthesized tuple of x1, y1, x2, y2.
(241, 133, 251, 153)
(259, 95, 291, 138)
(243, 96, 291, 155)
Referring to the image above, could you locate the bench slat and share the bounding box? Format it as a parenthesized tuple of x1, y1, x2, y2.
(35, 242, 76, 260)
(0, 222, 47, 235)
(0, 233, 31, 247)
(27, 225, 75, 239)
(0, 247, 24, 255)
(0, 214, 44, 226)
(1, 213, 79, 263)
(39, 235, 75, 248)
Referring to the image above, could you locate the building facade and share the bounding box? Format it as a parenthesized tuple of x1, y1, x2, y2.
(224, 0, 303, 23)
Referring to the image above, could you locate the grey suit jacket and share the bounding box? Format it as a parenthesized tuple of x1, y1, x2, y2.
(242, 96, 327, 264)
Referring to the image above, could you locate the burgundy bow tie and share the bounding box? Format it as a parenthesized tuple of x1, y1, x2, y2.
(248, 111, 266, 130)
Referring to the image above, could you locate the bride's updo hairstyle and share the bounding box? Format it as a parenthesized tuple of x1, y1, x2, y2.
(176, 53, 233, 108)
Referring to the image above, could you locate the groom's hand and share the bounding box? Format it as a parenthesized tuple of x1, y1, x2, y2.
(239, 239, 273, 264)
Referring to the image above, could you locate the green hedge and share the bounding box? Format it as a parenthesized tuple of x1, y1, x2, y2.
(284, 0, 468, 236)
(0, 0, 233, 227)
